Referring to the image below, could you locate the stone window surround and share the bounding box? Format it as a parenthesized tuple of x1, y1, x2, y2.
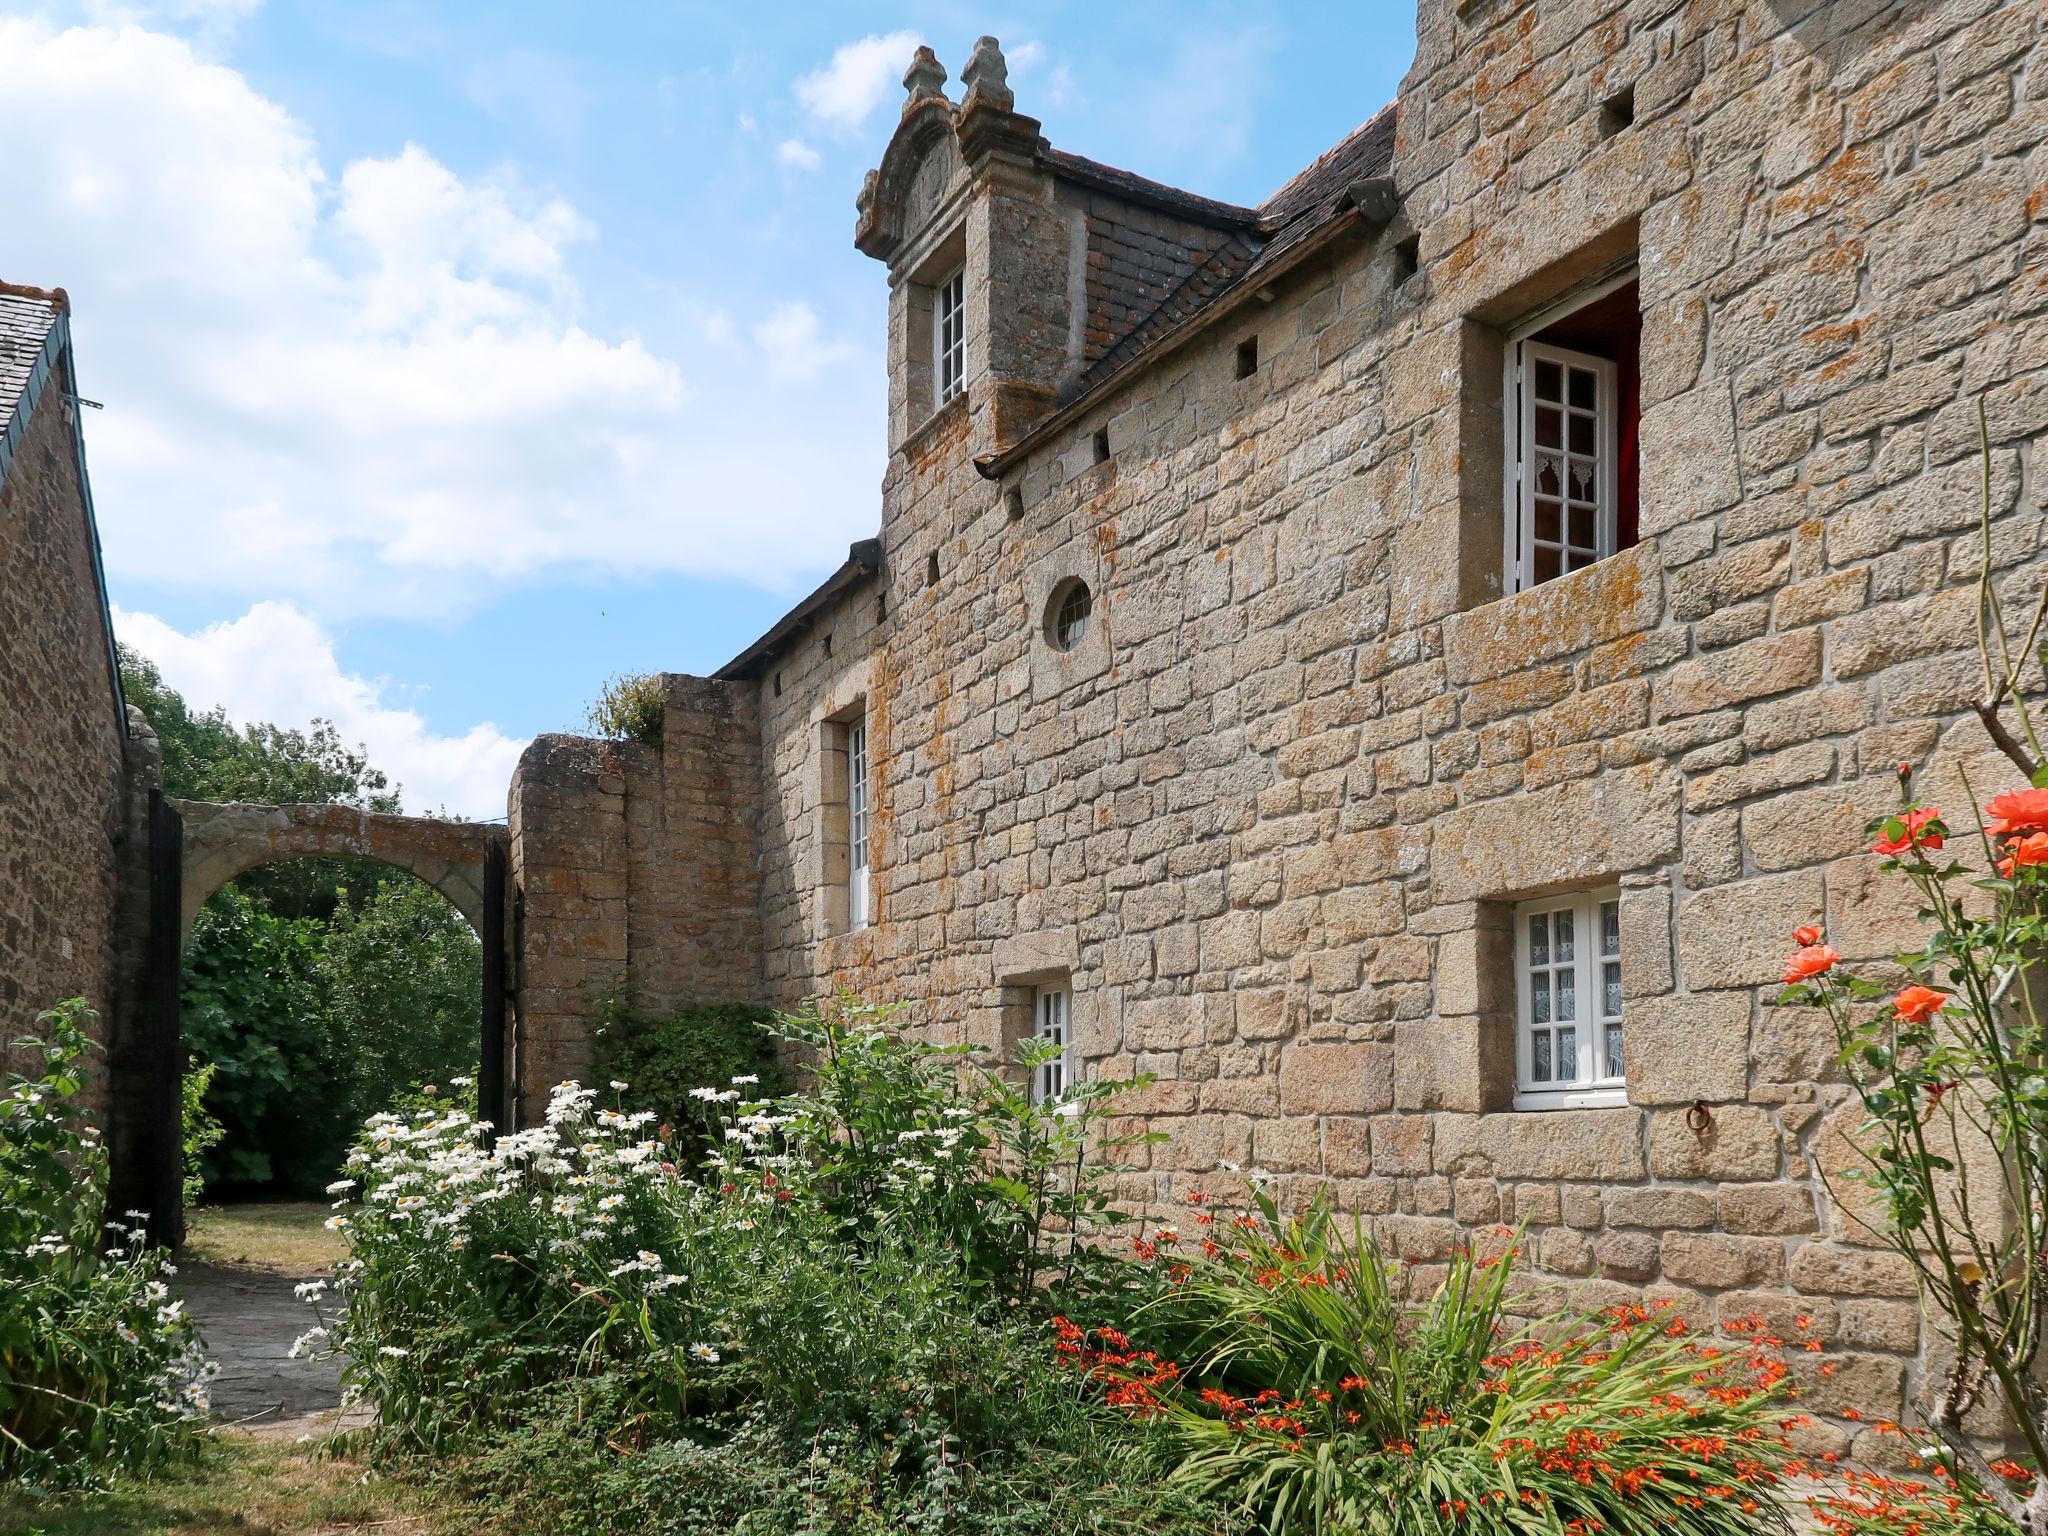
(1024, 543, 1110, 699)
(991, 927, 1086, 1091)
(1405, 874, 1669, 1117)
(1449, 220, 1640, 616)
(810, 657, 876, 944)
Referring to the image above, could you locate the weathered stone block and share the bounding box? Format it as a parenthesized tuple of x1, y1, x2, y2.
(1623, 991, 1750, 1104)
(1659, 1231, 1785, 1289)
(1648, 1106, 1780, 1181)
(1432, 762, 1682, 903)
(1277, 1042, 1393, 1115)
(1677, 870, 1824, 989)
(1433, 1110, 1645, 1181)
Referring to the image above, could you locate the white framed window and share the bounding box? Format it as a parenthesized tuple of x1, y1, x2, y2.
(1513, 888, 1625, 1109)
(1500, 265, 1639, 594)
(1030, 984, 1074, 1104)
(847, 715, 871, 931)
(934, 267, 965, 405)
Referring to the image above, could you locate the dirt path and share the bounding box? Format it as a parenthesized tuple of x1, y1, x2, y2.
(177, 1261, 366, 1438)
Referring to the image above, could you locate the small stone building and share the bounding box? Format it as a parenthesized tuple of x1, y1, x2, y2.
(521, 0, 2044, 1455)
(0, 283, 151, 1093)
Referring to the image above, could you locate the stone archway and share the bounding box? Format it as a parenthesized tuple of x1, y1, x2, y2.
(115, 799, 512, 1247)
(174, 800, 502, 943)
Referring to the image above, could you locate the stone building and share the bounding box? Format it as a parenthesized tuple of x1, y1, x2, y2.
(505, 0, 2048, 1454)
(0, 283, 150, 1094)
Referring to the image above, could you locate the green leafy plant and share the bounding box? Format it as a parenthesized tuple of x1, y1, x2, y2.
(586, 673, 667, 748)
(0, 1001, 212, 1489)
(593, 998, 784, 1165)
(1064, 1196, 1800, 1535)
(180, 1061, 224, 1207)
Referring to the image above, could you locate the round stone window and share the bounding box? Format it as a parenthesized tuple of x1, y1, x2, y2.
(1045, 578, 1092, 652)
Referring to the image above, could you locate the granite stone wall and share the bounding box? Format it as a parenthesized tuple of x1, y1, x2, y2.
(725, 0, 2048, 1460)
(509, 676, 762, 1123)
(0, 343, 129, 1091)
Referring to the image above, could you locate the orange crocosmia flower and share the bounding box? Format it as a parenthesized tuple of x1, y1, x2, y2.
(1892, 985, 1947, 1024)
(1792, 925, 1822, 947)
(1986, 788, 2048, 836)
(1872, 808, 1943, 856)
(1782, 945, 1841, 984)
(1997, 831, 2048, 879)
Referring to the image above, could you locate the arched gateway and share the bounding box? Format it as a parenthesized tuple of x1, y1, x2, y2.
(109, 796, 512, 1248)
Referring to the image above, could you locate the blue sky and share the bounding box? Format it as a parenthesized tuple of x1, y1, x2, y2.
(0, 0, 1413, 815)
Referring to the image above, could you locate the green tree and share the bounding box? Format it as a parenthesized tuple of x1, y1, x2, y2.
(323, 877, 482, 1134)
(120, 645, 481, 1197)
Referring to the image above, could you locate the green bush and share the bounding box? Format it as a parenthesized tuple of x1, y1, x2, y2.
(593, 999, 784, 1164)
(586, 673, 667, 747)
(182, 879, 479, 1198)
(310, 994, 1173, 1530)
(1066, 1196, 1800, 1536)
(0, 1002, 212, 1490)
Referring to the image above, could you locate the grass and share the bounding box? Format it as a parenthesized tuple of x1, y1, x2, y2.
(0, 1438, 451, 1536)
(183, 1204, 348, 1277)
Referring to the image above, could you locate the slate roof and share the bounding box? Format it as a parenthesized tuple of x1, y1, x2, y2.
(1062, 103, 1398, 402)
(0, 284, 67, 455)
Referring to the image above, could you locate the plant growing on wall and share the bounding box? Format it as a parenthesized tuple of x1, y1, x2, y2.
(585, 672, 666, 748)
(1782, 410, 2048, 1534)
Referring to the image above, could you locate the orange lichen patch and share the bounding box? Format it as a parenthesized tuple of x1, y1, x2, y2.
(1773, 149, 1881, 226)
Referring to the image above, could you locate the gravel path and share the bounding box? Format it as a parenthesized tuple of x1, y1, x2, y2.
(177, 1261, 367, 1438)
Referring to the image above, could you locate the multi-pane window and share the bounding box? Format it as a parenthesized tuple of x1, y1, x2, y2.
(1514, 889, 1624, 1109)
(1502, 271, 1641, 594)
(847, 716, 870, 931)
(1031, 985, 1073, 1104)
(1513, 345, 1615, 587)
(934, 268, 965, 405)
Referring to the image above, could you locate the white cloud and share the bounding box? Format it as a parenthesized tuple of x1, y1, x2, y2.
(794, 31, 922, 131)
(1007, 40, 1044, 71)
(0, 18, 883, 617)
(116, 602, 526, 819)
(751, 301, 856, 384)
(774, 137, 820, 171)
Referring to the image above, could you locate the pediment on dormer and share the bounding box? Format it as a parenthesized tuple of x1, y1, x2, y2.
(855, 97, 964, 265)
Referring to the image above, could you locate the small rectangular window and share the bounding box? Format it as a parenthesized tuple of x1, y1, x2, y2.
(1503, 272, 1640, 594)
(1514, 888, 1624, 1109)
(1031, 985, 1073, 1104)
(848, 715, 871, 931)
(935, 268, 966, 405)
(1235, 336, 1259, 379)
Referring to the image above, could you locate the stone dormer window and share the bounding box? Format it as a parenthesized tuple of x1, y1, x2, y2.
(935, 266, 965, 405)
(1503, 269, 1640, 593)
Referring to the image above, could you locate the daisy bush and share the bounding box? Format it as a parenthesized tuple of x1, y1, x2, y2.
(0, 1001, 212, 1489)
(1058, 1193, 1802, 1536)
(314, 995, 1215, 1533)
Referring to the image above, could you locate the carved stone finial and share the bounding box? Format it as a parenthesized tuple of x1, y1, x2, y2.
(960, 35, 1013, 112)
(903, 45, 947, 104)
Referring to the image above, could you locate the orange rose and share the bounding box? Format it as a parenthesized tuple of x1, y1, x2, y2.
(1998, 831, 2048, 879)
(1986, 788, 2048, 836)
(1792, 925, 1822, 947)
(1892, 985, 1946, 1024)
(1872, 808, 1943, 856)
(1783, 945, 1841, 984)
